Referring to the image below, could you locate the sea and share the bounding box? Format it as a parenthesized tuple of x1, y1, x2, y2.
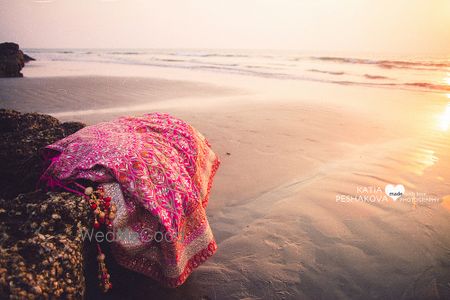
(24, 49, 450, 93)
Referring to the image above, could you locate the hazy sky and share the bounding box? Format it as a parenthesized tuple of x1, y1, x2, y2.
(0, 0, 449, 54)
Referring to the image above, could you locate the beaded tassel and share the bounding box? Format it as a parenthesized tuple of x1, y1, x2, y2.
(85, 186, 117, 292)
(97, 246, 112, 293)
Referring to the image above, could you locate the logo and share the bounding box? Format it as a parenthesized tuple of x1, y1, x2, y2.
(335, 184, 440, 206)
(385, 184, 405, 201)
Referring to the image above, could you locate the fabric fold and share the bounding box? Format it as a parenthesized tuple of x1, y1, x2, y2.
(40, 112, 219, 287)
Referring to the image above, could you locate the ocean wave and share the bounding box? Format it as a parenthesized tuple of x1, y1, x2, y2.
(168, 52, 249, 58)
(311, 56, 450, 71)
(152, 57, 241, 68)
(157, 58, 187, 63)
(364, 74, 391, 80)
(333, 80, 450, 92)
(109, 51, 142, 55)
(28, 49, 450, 93)
(308, 69, 345, 75)
(404, 82, 450, 91)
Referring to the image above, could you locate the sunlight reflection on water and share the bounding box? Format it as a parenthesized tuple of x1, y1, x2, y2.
(438, 102, 450, 132)
(412, 148, 438, 176)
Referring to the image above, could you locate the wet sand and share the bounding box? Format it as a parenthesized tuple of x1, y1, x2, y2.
(1, 61, 449, 299)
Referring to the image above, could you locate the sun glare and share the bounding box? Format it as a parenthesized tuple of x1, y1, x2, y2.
(438, 103, 450, 131)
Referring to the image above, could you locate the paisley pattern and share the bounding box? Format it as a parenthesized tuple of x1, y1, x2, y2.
(40, 113, 219, 286)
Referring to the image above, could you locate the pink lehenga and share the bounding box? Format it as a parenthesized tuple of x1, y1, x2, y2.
(40, 113, 219, 289)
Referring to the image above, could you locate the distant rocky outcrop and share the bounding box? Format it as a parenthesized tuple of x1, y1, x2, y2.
(23, 53, 36, 63)
(0, 109, 91, 299)
(0, 43, 35, 78)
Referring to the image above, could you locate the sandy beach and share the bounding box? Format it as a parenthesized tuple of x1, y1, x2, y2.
(1, 59, 449, 299)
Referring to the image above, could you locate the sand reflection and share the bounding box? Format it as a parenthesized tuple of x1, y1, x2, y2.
(411, 148, 438, 176)
(438, 102, 450, 132)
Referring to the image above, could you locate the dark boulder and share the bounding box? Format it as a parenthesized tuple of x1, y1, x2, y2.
(0, 109, 85, 199)
(0, 109, 94, 299)
(0, 42, 35, 78)
(0, 42, 25, 77)
(0, 191, 92, 299)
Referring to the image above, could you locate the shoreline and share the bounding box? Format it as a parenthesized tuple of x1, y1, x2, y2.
(0, 75, 239, 123)
(1, 60, 449, 299)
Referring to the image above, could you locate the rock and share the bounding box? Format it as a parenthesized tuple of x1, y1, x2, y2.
(0, 109, 92, 299)
(0, 42, 34, 77)
(0, 191, 93, 299)
(0, 109, 86, 199)
(32, 285, 42, 295)
(0, 42, 25, 77)
(23, 54, 35, 63)
(61, 121, 86, 135)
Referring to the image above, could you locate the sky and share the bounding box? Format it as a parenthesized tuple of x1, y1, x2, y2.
(0, 0, 449, 54)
